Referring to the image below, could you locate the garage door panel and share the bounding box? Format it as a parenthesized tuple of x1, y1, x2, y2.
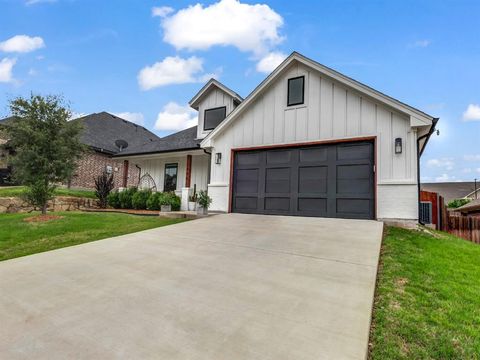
(298, 198, 327, 214)
(236, 152, 261, 166)
(337, 198, 371, 214)
(299, 147, 328, 162)
(265, 168, 291, 193)
(234, 197, 259, 210)
(298, 166, 328, 194)
(336, 143, 372, 161)
(235, 169, 259, 194)
(337, 179, 371, 194)
(265, 197, 290, 211)
(267, 150, 292, 164)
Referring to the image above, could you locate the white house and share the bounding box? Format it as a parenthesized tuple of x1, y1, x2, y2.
(116, 52, 438, 224)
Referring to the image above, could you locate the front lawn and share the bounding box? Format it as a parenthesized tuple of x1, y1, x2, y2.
(0, 186, 96, 198)
(0, 211, 186, 261)
(370, 227, 480, 359)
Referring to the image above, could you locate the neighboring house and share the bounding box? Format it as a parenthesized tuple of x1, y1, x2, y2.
(0, 112, 160, 189)
(454, 199, 480, 216)
(116, 52, 438, 223)
(421, 182, 480, 204)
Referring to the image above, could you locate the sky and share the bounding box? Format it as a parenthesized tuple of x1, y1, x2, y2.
(0, 0, 479, 183)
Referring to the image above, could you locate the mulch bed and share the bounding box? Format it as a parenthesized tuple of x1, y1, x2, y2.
(83, 208, 160, 216)
(24, 214, 65, 223)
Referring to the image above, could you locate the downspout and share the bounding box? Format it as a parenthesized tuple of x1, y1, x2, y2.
(417, 118, 439, 225)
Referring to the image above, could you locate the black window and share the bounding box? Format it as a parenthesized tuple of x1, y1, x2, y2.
(164, 163, 178, 192)
(287, 76, 305, 106)
(204, 106, 227, 130)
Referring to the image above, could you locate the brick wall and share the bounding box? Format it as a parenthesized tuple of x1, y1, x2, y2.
(68, 151, 139, 190)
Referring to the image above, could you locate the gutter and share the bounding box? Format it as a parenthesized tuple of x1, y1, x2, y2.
(417, 117, 439, 225)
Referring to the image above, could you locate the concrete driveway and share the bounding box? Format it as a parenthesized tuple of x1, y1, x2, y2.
(0, 214, 383, 360)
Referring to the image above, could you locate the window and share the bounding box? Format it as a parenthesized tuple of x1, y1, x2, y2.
(164, 163, 178, 192)
(204, 106, 227, 131)
(287, 76, 305, 106)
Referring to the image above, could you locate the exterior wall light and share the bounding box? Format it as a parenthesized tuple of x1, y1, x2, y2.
(395, 138, 402, 154)
(215, 152, 222, 164)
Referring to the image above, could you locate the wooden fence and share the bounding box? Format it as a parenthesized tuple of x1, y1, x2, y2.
(439, 196, 480, 244)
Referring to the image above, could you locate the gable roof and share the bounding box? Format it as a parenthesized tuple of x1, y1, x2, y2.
(70, 112, 160, 154)
(113, 126, 201, 157)
(189, 78, 243, 110)
(421, 182, 478, 203)
(201, 51, 436, 148)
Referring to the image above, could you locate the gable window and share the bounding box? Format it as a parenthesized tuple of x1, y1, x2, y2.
(204, 106, 227, 131)
(287, 76, 305, 106)
(164, 163, 178, 192)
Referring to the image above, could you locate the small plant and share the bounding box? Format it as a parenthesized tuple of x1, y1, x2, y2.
(448, 198, 471, 209)
(132, 189, 151, 210)
(118, 187, 137, 209)
(94, 172, 114, 208)
(196, 190, 212, 209)
(107, 190, 121, 208)
(161, 191, 181, 211)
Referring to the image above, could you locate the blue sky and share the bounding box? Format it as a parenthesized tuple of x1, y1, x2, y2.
(0, 0, 479, 183)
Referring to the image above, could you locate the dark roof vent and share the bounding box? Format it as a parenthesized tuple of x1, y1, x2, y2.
(115, 139, 129, 152)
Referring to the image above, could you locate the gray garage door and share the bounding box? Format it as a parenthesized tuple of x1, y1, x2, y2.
(232, 141, 375, 219)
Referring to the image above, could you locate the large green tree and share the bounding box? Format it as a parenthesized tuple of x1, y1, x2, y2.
(6, 95, 85, 214)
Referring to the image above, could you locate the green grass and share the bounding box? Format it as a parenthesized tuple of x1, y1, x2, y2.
(370, 227, 480, 359)
(0, 186, 96, 198)
(0, 211, 186, 261)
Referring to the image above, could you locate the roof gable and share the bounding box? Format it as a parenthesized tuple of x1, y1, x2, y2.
(189, 78, 243, 110)
(201, 52, 435, 147)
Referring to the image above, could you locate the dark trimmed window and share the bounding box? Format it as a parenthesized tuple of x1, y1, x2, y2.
(287, 76, 305, 106)
(164, 163, 178, 192)
(204, 106, 227, 131)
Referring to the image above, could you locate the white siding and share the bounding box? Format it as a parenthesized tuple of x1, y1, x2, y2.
(197, 88, 236, 139)
(208, 60, 419, 220)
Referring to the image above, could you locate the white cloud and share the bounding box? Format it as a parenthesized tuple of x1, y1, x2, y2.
(155, 102, 197, 131)
(0, 35, 45, 53)
(464, 154, 480, 161)
(160, 0, 284, 57)
(435, 173, 456, 182)
(410, 39, 431, 48)
(26, 0, 57, 5)
(256, 51, 287, 73)
(463, 168, 472, 174)
(426, 157, 454, 171)
(113, 112, 145, 126)
(0, 58, 16, 83)
(152, 6, 174, 18)
(463, 104, 480, 121)
(138, 56, 206, 90)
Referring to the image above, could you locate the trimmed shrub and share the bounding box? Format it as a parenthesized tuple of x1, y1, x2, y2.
(132, 189, 151, 210)
(107, 190, 121, 208)
(162, 191, 181, 211)
(119, 187, 137, 209)
(146, 192, 164, 211)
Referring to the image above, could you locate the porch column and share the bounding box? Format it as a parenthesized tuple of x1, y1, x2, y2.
(185, 154, 192, 188)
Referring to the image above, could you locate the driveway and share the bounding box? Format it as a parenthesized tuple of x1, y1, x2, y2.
(0, 214, 383, 360)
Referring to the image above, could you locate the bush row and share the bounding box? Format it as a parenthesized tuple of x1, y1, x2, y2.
(107, 188, 181, 211)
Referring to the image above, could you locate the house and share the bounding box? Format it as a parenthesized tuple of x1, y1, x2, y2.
(421, 181, 480, 204)
(454, 199, 480, 216)
(116, 52, 438, 224)
(0, 112, 160, 189)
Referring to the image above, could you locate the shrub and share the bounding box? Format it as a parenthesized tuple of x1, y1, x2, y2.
(146, 192, 163, 211)
(107, 190, 121, 208)
(94, 172, 114, 208)
(118, 187, 137, 209)
(132, 189, 151, 210)
(162, 191, 181, 211)
(448, 198, 471, 209)
(196, 190, 212, 209)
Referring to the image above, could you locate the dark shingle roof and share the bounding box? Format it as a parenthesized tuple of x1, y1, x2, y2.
(115, 126, 201, 156)
(71, 112, 160, 154)
(421, 182, 478, 203)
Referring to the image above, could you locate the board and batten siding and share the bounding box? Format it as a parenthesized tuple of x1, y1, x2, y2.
(135, 154, 209, 193)
(207, 61, 419, 220)
(197, 87, 236, 139)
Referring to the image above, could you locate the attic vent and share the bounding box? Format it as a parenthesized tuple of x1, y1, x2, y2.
(115, 139, 129, 152)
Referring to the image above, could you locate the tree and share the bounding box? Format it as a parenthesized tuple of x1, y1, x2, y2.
(6, 95, 86, 214)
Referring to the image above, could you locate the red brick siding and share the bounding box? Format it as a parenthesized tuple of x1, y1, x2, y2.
(68, 151, 139, 190)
